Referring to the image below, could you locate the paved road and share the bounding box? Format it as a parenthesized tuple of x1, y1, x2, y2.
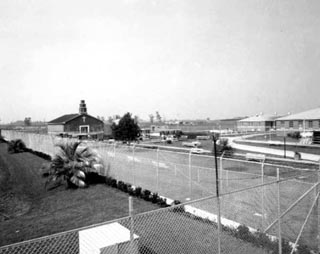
(228, 136, 320, 162)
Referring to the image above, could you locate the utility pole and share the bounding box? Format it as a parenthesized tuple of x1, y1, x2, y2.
(212, 133, 221, 253)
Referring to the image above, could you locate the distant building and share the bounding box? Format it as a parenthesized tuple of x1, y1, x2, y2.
(47, 100, 104, 139)
(237, 114, 278, 132)
(217, 117, 246, 131)
(275, 107, 320, 131)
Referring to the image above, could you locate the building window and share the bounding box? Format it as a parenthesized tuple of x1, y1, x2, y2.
(289, 121, 293, 128)
(281, 121, 285, 127)
(298, 120, 303, 128)
(308, 120, 313, 129)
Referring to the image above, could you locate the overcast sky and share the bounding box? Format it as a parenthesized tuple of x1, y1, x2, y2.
(1, 0, 320, 123)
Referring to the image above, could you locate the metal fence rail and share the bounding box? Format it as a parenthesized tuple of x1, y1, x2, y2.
(0, 179, 318, 254)
(1, 130, 319, 253)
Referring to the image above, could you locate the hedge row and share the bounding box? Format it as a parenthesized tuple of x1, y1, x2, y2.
(5, 139, 52, 160)
(105, 177, 171, 208)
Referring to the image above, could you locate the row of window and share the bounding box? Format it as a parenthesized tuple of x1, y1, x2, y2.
(238, 121, 272, 126)
(238, 120, 320, 129)
(278, 120, 320, 129)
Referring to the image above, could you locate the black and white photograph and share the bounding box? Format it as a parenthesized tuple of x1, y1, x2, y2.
(1, 1, 320, 253)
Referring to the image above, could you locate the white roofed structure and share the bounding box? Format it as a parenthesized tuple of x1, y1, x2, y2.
(237, 114, 278, 132)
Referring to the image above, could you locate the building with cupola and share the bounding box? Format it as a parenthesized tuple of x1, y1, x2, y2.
(47, 100, 104, 139)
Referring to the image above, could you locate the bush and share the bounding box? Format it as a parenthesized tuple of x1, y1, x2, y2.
(141, 189, 151, 201)
(236, 225, 254, 242)
(151, 192, 160, 203)
(172, 200, 185, 212)
(287, 131, 301, 139)
(7, 139, 27, 153)
(117, 181, 125, 191)
(128, 186, 135, 196)
(216, 138, 233, 157)
(296, 243, 312, 254)
(0, 135, 6, 143)
(86, 172, 107, 184)
(157, 197, 169, 207)
(135, 187, 142, 197)
(110, 178, 117, 188)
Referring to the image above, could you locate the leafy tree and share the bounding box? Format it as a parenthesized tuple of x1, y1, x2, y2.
(44, 141, 104, 190)
(107, 116, 113, 124)
(155, 111, 162, 122)
(111, 112, 141, 143)
(149, 114, 154, 124)
(24, 117, 31, 126)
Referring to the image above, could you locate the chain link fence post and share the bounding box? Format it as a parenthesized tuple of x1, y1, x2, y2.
(316, 163, 320, 252)
(261, 159, 265, 230)
(277, 168, 282, 254)
(129, 196, 135, 252)
(132, 144, 135, 186)
(157, 148, 159, 192)
(189, 151, 192, 197)
(220, 151, 225, 192)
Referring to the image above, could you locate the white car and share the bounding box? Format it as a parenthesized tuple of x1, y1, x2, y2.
(190, 148, 206, 154)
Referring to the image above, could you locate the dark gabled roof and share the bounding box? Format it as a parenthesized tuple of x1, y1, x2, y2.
(48, 114, 79, 124)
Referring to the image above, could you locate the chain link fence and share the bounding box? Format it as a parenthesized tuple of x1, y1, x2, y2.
(1, 130, 319, 253)
(1, 179, 319, 254)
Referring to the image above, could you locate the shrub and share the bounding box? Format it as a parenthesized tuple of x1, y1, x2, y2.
(7, 139, 27, 153)
(157, 197, 169, 207)
(236, 225, 254, 242)
(0, 135, 6, 143)
(216, 138, 233, 157)
(135, 186, 142, 197)
(123, 183, 131, 193)
(172, 200, 185, 213)
(86, 172, 107, 184)
(296, 243, 312, 254)
(141, 189, 151, 201)
(110, 178, 117, 188)
(117, 181, 125, 191)
(151, 192, 160, 203)
(128, 186, 135, 196)
(287, 131, 301, 139)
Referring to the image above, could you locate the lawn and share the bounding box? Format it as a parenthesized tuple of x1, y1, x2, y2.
(0, 142, 270, 254)
(0, 143, 159, 246)
(245, 133, 299, 143)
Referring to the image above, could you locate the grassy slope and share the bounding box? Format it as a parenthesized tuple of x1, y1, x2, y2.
(0, 143, 270, 254)
(0, 143, 159, 246)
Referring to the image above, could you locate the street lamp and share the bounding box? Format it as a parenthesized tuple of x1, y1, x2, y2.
(212, 132, 221, 253)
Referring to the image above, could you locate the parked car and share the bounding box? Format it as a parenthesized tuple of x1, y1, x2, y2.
(190, 148, 206, 154)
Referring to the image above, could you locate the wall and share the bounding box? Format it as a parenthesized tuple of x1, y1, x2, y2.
(64, 115, 104, 133)
(48, 124, 64, 133)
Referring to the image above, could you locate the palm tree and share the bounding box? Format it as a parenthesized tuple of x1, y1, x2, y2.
(45, 141, 104, 190)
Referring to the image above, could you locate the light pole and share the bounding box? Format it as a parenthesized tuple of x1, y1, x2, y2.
(212, 132, 221, 253)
